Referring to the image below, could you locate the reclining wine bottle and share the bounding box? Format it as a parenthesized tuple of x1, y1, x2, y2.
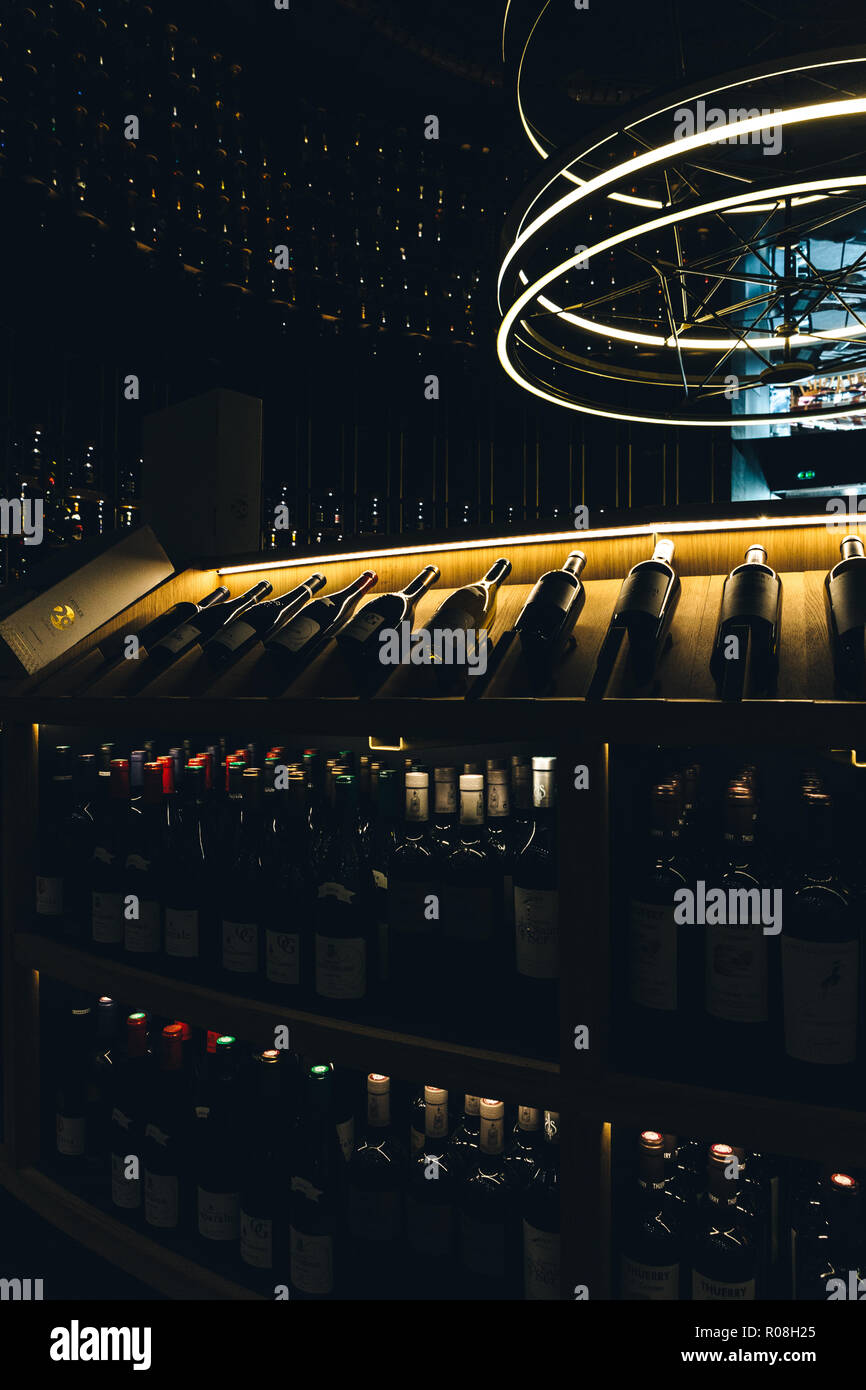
(710, 544, 781, 697)
(263, 569, 377, 676)
(825, 534, 866, 695)
(148, 581, 273, 669)
(131, 586, 230, 654)
(415, 558, 511, 682)
(336, 564, 440, 681)
(203, 573, 326, 669)
(514, 551, 586, 673)
(592, 539, 680, 690)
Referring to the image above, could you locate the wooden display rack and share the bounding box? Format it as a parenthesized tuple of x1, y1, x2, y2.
(1, 507, 865, 1299)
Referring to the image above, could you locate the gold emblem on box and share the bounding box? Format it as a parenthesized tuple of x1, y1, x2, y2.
(50, 604, 76, 631)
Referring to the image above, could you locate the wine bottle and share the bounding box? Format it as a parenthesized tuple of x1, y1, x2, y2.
(219, 769, 265, 982)
(442, 773, 501, 1037)
(429, 766, 459, 861)
(486, 768, 517, 933)
(619, 1129, 683, 1300)
(142, 1023, 190, 1237)
(514, 550, 587, 673)
(289, 1064, 345, 1299)
(710, 544, 782, 696)
(239, 1050, 287, 1290)
(369, 767, 399, 988)
(89, 759, 136, 954)
(346, 1073, 405, 1297)
(503, 1106, 543, 1192)
(122, 762, 166, 961)
(512, 757, 558, 1050)
(35, 745, 75, 934)
(457, 1098, 519, 1297)
(314, 774, 375, 1011)
(130, 586, 230, 655)
(195, 1035, 242, 1257)
(54, 1005, 94, 1172)
(405, 1085, 454, 1288)
(781, 790, 858, 1086)
(162, 763, 209, 978)
(263, 569, 378, 676)
(793, 1171, 864, 1300)
(386, 770, 441, 1022)
(448, 1095, 482, 1182)
(263, 770, 313, 1000)
(825, 534, 866, 695)
(690, 1144, 757, 1300)
(109, 1012, 151, 1221)
(593, 538, 680, 689)
(336, 564, 440, 680)
(417, 558, 511, 682)
(202, 573, 326, 669)
(522, 1111, 560, 1300)
(148, 580, 273, 669)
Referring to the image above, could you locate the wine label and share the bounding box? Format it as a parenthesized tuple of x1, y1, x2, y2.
(459, 789, 484, 825)
(124, 899, 161, 954)
(111, 1150, 142, 1209)
(372, 869, 388, 891)
(290, 1227, 334, 1295)
(388, 878, 439, 934)
(157, 622, 199, 655)
(514, 886, 558, 978)
(706, 923, 767, 1023)
(781, 936, 859, 1064)
(407, 1195, 453, 1257)
(621, 1255, 679, 1299)
(222, 920, 259, 973)
(342, 608, 385, 643)
(315, 934, 366, 999)
(523, 1220, 560, 1300)
(347, 1186, 401, 1242)
(480, 1113, 504, 1155)
(215, 619, 255, 652)
(619, 569, 669, 618)
(165, 907, 199, 958)
(443, 883, 495, 942)
(317, 881, 356, 905)
(266, 928, 300, 986)
(628, 899, 677, 1010)
(433, 782, 457, 815)
(198, 1188, 240, 1242)
(272, 615, 321, 653)
(56, 1114, 85, 1157)
(405, 787, 429, 822)
(126, 854, 150, 872)
(487, 784, 510, 819)
(145, 1170, 179, 1229)
(335, 1118, 355, 1163)
(241, 1210, 273, 1269)
(36, 875, 63, 915)
(91, 891, 123, 945)
(460, 1211, 506, 1280)
(692, 1271, 756, 1300)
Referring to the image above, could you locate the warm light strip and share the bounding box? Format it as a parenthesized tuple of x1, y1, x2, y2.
(498, 96, 866, 302)
(217, 514, 855, 576)
(499, 174, 866, 424)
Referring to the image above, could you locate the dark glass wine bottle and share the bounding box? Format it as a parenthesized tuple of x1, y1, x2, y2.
(521, 1110, 561, 1300)
(35, 745, 75, 934)
(148, 580, 273, 669)
(346, 1073, 405, 1297)
(512, 757, 558, 1050)
(239, 1049, 287, 1291)
(793, 1171, 865, 1300)
(430, 766, 459, 861)
(142, 1023, 191, 1237)
(405, 1085, 454, 1289)
(219, 769, 265, 982)
(387, 770, 441, 1022)
(122, 762, 166, 960)
(690, 1144, 757, 1300)
(825, 534, 866, 695)
(442, 773, 500, 1037)
(503, 1105, 543, 1192)
(457, 1098, 519, 1298)
(514, 550, 587, 672)
(109, 1012, 151, 1222)
(336, 563, 440, 679)
(369, 767, 399, 989)
(202, 572, 326, 669)
(710, 544, 782, 695)
(131, 585, 230, 655)
(89, 759, 135, 955)
(263, 569, 377, 676)
(55, 1005, 94, 1173)
(162, 763, 209, 978)
(448, 1094, 481, 1181)
(263, 770, 313, 1001)
(619, 1129, 683, 1300)
(289, 1064, 346, 1299)
(195, 1035, 242, 1259)
(314, 774, 375, 1011)
(602, 538, 680, 685)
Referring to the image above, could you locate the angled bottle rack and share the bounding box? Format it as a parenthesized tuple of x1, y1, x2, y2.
(1, 505, 865, 1299)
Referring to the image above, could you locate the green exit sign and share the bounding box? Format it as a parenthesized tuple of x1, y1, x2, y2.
(796, 470, 816, 480)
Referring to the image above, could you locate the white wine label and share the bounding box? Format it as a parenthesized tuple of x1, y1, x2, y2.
(781, 936, 859, 1064)
(518, 1106, 541, 1131)
(628, 899, 677, 1010)
(706, 923, 767, 1023)
(443, 884, 494, 942)
(514, 887, 558, 978)
(460, 1211, 506, 1281)
(523, 1221, 560, 1300)
(124, 899, 161, 954)
(487, 785, 509, 818)
(388, 879, 438, 934)
(405, 786, 429, 822)
(145, 1170, 179, 1229)
(36, 875, 63, 915)
(347, 1186, 401, 1243)
(157, 622, 199, 655)
(272, 615, 321, 653)
(372, 869, 388, 890)
(465, 1096, 481, 1116)
(215, 619, 255, 652)
(692, 1271, 756, 1301)
(335, 1118, 355, 1163)
(480, 1114, 504, 1155)
(433, 782, 457, 814)
(290, 1227, 333, 1295)
(460, 789, 484, 825)
(56, 1114, 85, 1157)
(198, 1188, 240, 1242)
(425, 1098, 449, 1138)
(111, 1151, 142, 1209)
(407, 1196, 453, 1257)
(241, 1210, 273, 1269)
(342, 608, 385, 643)
(165, 907, 199, 958)
(91, 892, 123, 944)
(222, 920, 259, 973)
(266, 928, 300, 986)
(621, 1256, 679, 1300)
(315, 934, 366, 999)
(317, 881, 356, 904)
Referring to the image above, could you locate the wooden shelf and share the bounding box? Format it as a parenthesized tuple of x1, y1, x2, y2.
(14, 933, 560, 1110)
(0, 1160, 261, 1300)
